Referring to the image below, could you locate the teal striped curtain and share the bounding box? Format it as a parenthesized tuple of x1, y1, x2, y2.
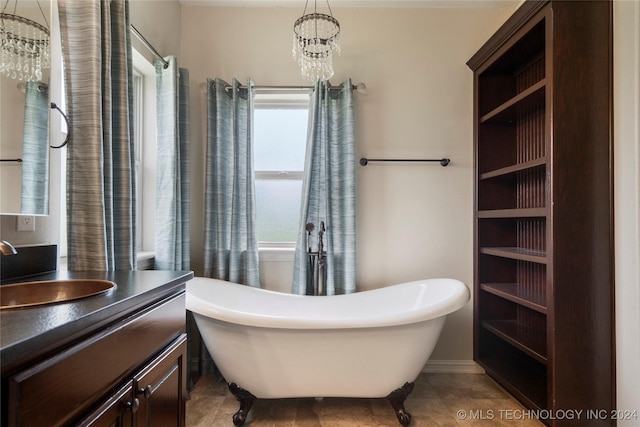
(292, 80, 356, 295)
(154, 56, 198, 388)
(203, 78, 260, 287)
(196, 78, 259, 380)
(59, 0, 136, 271)
(154, 56, 190, 271)
(21, 82, 49, 215)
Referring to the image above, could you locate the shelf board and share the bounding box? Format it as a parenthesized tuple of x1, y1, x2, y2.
(481, 320, 547, 364)
(480, 247, 547, 264)
(478, 356, 547, 411)
(480, 79, 546, 123)
(480, 157, 546, 180)
(481, 283, 547, 314)
(476, 208, 547, 218)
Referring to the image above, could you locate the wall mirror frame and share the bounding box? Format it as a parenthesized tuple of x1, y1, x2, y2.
(0, 0, 56, 216)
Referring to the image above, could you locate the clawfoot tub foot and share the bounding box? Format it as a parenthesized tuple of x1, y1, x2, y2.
(386, 382, 415, 426)
(228, 383, 256, 426)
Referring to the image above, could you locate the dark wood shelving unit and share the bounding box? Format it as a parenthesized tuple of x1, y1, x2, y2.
(467, 1, 614, 426)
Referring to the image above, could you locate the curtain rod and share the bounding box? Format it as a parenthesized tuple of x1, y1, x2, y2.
(130, 25, 169, 69)
(201, 82, 367, 93)
(253, 83, 365, 92)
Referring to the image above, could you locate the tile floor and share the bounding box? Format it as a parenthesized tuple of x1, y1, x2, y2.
(186, 373, 544, 426)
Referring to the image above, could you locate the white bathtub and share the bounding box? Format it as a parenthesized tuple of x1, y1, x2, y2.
(186, 277, 469, 426)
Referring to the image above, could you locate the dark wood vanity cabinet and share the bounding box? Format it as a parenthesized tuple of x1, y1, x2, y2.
(467, 1, 613, 425)
(6, 292, 187, 427)
(77, 335, 186, 427)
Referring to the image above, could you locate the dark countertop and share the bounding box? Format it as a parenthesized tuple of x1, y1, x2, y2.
(0, 270, 193, 376)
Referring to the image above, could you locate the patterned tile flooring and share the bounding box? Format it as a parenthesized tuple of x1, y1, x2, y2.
(186, 373, 544, 426)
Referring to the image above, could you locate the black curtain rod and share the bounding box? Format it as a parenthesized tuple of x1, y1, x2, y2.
(214, 82, 365, 92)
(130, 25, 169, 69)
(359, 157, 451, 167)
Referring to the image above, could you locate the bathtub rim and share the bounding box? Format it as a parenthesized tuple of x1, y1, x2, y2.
(186, 277, 470, 330)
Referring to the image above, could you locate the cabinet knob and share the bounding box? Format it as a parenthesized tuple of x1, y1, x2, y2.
(122, 398, 140, 414)
(138, 385, 152, 398)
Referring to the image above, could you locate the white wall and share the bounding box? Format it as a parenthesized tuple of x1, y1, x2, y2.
(129, 1, 182, 60)
(614, 0, 640, 425)
(180, 4, 518, 365)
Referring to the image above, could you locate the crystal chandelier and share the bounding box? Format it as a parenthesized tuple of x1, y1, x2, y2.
(1, 1, 50, 82)
(292, 0, 340, 82)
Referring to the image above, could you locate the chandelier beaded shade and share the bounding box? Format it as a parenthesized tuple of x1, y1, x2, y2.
(0, 1, 50, 82)
(292, 0, 340, 82)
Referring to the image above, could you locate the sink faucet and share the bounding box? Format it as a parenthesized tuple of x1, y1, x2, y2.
(0, 240, 17, 256)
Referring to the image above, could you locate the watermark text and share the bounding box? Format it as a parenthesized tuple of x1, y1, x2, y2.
(456, 409, 638, 421)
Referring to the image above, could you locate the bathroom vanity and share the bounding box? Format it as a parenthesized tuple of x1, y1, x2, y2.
(0, 269, 193, 427)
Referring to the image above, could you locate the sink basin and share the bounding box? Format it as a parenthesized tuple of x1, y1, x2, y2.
(0, 279, 116, 309)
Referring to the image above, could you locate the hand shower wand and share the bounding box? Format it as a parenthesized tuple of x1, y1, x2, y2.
(306, 223, 315, 295)
(316, 221, 326, 296)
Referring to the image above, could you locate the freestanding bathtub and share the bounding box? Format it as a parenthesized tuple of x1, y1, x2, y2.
(186, 277, 469, 426)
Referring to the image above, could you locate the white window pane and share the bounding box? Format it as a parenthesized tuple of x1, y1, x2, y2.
(255, 179, 302, 242)
(254, 109, 307, 171)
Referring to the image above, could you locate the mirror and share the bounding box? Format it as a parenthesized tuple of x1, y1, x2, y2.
(0, 0, 51, 215)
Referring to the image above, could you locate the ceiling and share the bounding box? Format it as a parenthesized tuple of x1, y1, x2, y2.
(177, 0, 522, 8)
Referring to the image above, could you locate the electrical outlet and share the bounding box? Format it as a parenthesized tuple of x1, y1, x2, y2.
(17, 215, 36, 232)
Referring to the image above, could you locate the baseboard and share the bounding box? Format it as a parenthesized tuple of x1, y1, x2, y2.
(422, 360, 485, 374)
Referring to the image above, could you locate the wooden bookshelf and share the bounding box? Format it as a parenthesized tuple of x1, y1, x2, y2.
(467, 1, 614, 425)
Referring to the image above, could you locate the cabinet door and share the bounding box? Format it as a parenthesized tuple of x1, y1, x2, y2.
(134, 334, 187, 427)
(76, 382, 135, 427)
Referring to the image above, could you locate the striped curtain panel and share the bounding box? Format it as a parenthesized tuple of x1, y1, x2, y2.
(59, 0, 136, 271)
(195, 78, 260, 379)
(292, 80, 356, 295)
(154, 57, 199, 388)
(21, 81, 49, 215)
(203, 78, 260, 287)
(154, 56, 190, 271)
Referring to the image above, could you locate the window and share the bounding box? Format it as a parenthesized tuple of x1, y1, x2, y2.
(131, 48, 157, 264)
(59, 49, 155, 268)
(253, 93, 309, 245)
(132, 69, 144, 251)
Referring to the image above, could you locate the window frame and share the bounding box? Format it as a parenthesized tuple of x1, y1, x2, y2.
(132, 69, 144, 251)
(131, 48, 157, 260)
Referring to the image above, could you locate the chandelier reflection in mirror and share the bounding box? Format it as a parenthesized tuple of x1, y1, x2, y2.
(292, 0, 340, 82)
(0, 0, 50, 82)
